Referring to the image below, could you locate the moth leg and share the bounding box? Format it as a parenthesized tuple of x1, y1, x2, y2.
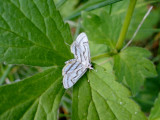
(64, 41, 71, 46)
(65, 59, 76, 64)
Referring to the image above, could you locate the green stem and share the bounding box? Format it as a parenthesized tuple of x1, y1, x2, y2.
(0, 65, 13, 85)
(91, 53, 110, 61)
(116, 0, 137, 51)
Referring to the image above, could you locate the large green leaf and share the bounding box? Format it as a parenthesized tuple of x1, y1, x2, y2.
(114, 47, 157, 95)
(72, 64, 147, 120)
(82, 11, 122, 51)
(0, 0, 72, 67)
(0, 67, 64, 120)
(149, 93, 160, 120)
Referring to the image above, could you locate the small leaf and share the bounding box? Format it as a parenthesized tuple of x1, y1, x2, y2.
(149, 93, 160, 120)
(0, 67, 64, 120)
(114, 47, 157, 95)
(72, 64, 147, 120)
(0, 0, 73, 66)
(82, 11, 122, 51)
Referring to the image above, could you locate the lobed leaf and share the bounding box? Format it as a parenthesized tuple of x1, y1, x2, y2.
(72, 64, 147, 120)
(82, 8, 157, 95)
(114, 47, 157, 95)
(0, 0, 73, 67)
(0, 67, 64, 120)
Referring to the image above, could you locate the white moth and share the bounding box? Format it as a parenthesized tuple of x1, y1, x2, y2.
(62, 32, 93, 89)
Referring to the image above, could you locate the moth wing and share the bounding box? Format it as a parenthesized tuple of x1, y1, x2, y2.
(71, 33, 91, 65)
(62, 59, 76, 76)
(62, 61, 87, 89)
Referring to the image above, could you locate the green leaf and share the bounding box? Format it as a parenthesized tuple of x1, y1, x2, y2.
(81, 0, 157, 96)
(65, 0, 122, 20)
(114, 47, 157, 95)
(0, 0, 72, 67)
(82, 11, 122, 51)
(72, 64, 147, 120)
(149, 93, 160, 120)
(0, 67, 64, 120)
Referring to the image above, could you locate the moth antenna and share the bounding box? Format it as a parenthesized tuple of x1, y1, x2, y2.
(92, 68, 97, 72)
(122, 6, 153, 51)
(64, 41, 71, 46)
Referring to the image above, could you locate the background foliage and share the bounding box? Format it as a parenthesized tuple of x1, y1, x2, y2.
(0, 0, 160, 120)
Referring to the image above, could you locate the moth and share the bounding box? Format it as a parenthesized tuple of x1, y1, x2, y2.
(62, 32, 93, 89)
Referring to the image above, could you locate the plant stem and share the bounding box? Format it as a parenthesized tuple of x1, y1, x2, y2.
(116, 0, 137, 51)
(0, 65, 13, 85)
(122, 6, 153, 51)
(91, 53, 110, 61)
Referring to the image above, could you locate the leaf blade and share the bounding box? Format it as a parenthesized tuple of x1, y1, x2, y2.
(0, 67, 64, 120)
(0, 0, 73, 66)
(72, 64, 147, 120)
(114, 47, 157, 95)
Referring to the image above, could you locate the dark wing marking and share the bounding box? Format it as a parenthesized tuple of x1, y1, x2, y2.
(70, 33, 91, 65)
(62, 60, 87, 89)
